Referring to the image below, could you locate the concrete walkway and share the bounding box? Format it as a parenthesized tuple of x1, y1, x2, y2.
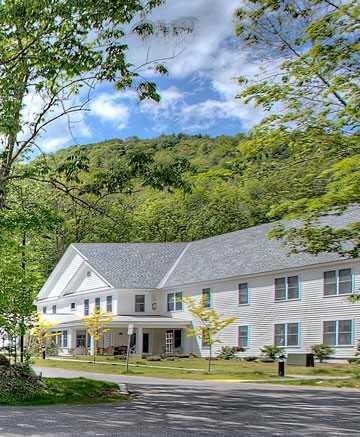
(33, 366, 357, 391)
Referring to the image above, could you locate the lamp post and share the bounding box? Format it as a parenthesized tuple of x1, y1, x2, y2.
(278, 352, 287, 377)
(125, 324, 134, 373)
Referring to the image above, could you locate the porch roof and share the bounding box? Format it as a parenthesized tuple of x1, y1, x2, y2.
(50, 314, 192, 329)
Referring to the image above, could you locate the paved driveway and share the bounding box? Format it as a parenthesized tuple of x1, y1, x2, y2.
(0, 367, 359, 437)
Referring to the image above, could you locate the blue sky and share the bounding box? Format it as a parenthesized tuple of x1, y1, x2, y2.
(29, 0, 265, 152)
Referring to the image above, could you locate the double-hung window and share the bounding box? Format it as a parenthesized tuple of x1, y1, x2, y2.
(62, 331, 68, 348)
(324, 269, 352, 296)
(323, 320, 352, 346)
(167, 292, 183, 312)
(43, 306, 47, 314)
(238, 325, 249, 348)
(84, 299, 89, 316)
(202, 288, 211, 308)
(52, 305, 57, 314)
(238, 283, 249, 305)
(106, 295, 113, 313)
(274, 322, 300, 347)
(275, 276, 299, 301)
(70, 302, 76, 311)
(95, 297, 101, 311)
(135, 295, 145, 312)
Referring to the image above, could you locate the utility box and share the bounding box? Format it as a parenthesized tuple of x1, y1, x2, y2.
(287, 353, 314, 367)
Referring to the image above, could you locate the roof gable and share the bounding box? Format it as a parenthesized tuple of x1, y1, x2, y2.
(72, 242, 188, 289)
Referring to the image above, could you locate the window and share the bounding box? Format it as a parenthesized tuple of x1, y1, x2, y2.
(42, 306, 47, 314)
(70, 302, 76, 311)
(274, 322, 299, 347)
(324, 269, 352, 296)
(275, 276, 299, 301)
(202, 288, 211, 308)
(238, 325, 249, 348)
(167, 292, 183, 311)
(175, 292, 183, 311)
(62, 331, 68, 348)
(86, 271, 92, 277)
(84, 299, 89, 316)
(76, 332, 86, 347)
(52, 305, 56, 314)
(238, 283, 249, 305)
(135, 295, 145, 312)
(323, 320, 352, 346)
(106, 296, 113, 313)
(167, 293, 174, 312)
(95, 297, 101, 311)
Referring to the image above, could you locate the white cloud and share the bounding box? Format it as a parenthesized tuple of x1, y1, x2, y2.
(89, 93, 129, 129)
(124, 0, 267, 131)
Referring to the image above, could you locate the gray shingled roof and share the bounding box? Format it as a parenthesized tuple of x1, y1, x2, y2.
(72, 242, 187, 289)
(73, 206, 359, 289)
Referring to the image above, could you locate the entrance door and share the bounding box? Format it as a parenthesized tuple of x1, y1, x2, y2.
(165, 330, 174, 356)
(143, 333, 149, 354)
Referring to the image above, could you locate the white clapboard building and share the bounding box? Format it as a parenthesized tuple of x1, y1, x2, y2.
(36, 206, 360, 359)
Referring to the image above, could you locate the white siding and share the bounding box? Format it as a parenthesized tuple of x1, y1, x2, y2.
(165, 260, 360, 358)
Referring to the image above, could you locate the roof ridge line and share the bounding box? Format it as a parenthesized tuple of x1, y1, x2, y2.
(157, 242, 192, 289)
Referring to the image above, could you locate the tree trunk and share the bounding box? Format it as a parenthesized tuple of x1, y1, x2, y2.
(208, 345, 212, 373)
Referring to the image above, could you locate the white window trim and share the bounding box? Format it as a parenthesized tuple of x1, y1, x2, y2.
(274, 321, 301, 347)
(106, 295, 113, 313)
(322, 318, 354, 347)
(167, 292, 183, 312)
(135, 294, 145, 312)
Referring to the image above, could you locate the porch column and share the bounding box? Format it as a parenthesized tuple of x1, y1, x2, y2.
(135, 326, 143, 357)
(90, 335, 95, 356)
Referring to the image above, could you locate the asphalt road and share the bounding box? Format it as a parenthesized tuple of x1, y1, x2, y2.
(0, 367, 359, 437)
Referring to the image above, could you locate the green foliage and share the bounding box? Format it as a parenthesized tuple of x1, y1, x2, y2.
(235, 0, 360, 255)
(217, 346, 244, 360)
(311, 344, 335, 363)
(260, 345, 283, 361)
(184, 296, 237, 372)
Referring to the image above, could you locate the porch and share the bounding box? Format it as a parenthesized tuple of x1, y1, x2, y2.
(54, 316, 192, 358)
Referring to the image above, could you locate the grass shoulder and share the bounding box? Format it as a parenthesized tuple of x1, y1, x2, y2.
(33, 357, 360, 384)
(0, 362, 128, 406)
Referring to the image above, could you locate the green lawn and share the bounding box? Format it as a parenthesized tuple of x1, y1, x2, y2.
(33, 356, 360, 385)
(0, 377, 128, 406)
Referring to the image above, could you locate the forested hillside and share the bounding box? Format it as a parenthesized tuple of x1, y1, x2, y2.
(19, 129, 356, 276)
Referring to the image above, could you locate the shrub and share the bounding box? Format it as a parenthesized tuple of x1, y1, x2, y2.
(348, 358, 360, 364)
(311, 344, 335, 363)
(260, 345, 283, 361)
(0, 364, 46, 402)
(217, 346, 243, 360)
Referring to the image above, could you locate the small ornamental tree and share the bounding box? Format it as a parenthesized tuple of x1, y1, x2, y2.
(183, 296, 236, 373)
(31, 314, 59, 359)
(83, 310, 112, 364)
(311, 344, 335, 363)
